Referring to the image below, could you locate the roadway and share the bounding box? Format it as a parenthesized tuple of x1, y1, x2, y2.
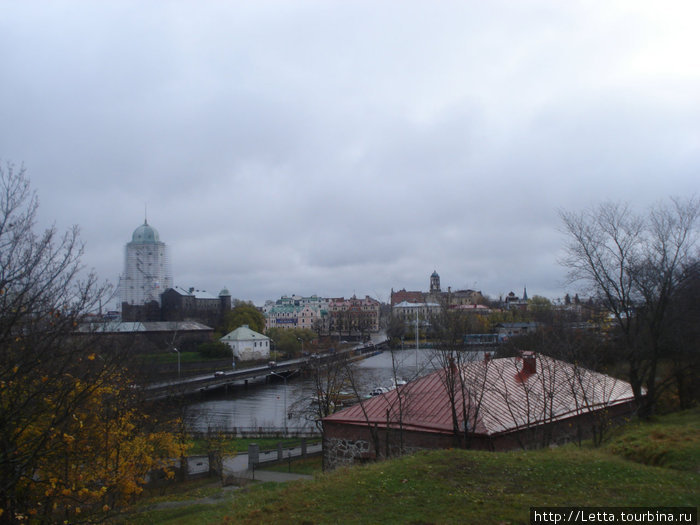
(145, 337, 388, 399)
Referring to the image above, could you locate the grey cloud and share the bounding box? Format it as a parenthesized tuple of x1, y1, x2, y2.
(1, 1, 698, 306)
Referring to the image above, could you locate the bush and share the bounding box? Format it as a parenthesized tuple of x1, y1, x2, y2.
(197, 341, 232, 358)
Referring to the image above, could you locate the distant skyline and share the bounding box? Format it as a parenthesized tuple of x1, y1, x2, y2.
(1, 2, 698, 307)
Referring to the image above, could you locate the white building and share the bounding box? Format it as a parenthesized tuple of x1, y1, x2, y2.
(392, 301, 442, 326)
(120, 220, 173, 306)
(220, 324, 271, 362)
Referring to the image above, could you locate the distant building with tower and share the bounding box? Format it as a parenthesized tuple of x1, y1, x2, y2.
(120, 220, 173, 306)
(119, 219, 231, 327)
(391, 271, 484, 307)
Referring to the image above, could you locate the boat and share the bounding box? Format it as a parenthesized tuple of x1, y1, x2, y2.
(311, 390, 357, 404)
(368, 386, 389, 397)
(368, 378, 407, 398)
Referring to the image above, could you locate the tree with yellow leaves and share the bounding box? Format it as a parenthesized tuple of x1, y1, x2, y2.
(0, 163, 185, 523)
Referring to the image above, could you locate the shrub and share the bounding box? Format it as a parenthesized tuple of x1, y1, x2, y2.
(198, 341, 232, 358)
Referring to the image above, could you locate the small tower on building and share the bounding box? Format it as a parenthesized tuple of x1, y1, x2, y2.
(430, 270, 441, 294)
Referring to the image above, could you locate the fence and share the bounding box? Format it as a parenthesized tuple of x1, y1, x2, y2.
(147, 437, 322, 484)
(247, 438, 323, 470)
(189, 427, 321, 440)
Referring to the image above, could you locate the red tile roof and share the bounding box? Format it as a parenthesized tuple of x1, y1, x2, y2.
(323, 354, 636, 437)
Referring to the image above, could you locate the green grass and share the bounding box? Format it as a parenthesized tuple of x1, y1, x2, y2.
(139, 477, 227, 503)
(260, 456, 322, 476)
(116, 409, 700, 524)
(605, 407, 700, 471)
(186, 438, 321, 456)
(143, 352, 214, 364)
(187, 438, 280, 456)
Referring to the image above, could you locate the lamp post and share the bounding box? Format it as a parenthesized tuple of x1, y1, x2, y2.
(415, 308, 419, 369)
(172, 347, 180, 378)
(297, 337, 304, 355)
(270, 371, 288, 435)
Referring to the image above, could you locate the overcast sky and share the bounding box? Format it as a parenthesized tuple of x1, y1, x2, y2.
(1, 1, 698, 308)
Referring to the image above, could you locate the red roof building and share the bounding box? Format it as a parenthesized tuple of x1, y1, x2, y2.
(322, 353, 637, 469)
(390, 288, 425, 306)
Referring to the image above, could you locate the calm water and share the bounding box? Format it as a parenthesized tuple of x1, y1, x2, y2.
(185, 348, 442, 432)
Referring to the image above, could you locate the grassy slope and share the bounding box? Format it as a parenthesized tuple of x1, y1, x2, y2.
(120, 409, 700, 525)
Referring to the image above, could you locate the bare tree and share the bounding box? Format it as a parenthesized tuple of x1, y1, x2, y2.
(305, 353, 352, 427)
(430, 304, 490, 448)
(560, 198, 699, 416)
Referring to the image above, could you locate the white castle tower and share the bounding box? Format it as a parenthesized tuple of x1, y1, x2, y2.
(120, 219, 173, 306)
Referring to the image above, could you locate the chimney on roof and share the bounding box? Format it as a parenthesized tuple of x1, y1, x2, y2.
(484, 352, 491, 363)
(521, 351, 537, 374)
(449, 356, 458, 375)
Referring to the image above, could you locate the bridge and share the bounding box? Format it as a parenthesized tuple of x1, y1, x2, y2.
(145, 338, 388, 399)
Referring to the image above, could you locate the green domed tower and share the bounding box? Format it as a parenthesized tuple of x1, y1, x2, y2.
(121, 220, 173, 306)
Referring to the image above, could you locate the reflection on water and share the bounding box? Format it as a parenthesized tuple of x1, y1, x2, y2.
(185, 349, 443, 432)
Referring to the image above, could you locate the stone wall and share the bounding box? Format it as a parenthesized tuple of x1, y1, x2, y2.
(322, 421, 460, 470)
(323, 437, 371, 470)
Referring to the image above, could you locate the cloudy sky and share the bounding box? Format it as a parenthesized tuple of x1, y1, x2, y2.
(1, 1, 698, 307)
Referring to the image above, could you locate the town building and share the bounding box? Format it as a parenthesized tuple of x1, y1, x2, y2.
(328, 295, 381, 336)
(161, 286, 232, 328)
(120, 219, 173, 307)
(322, 352, 637, 469)
(77, 320, 213, 354)
(392, 301, 441, 324)
(264, 295, 329, 332)
(389, 289, 425, 306)
(220, 324, 271, 362)
(495, 322, 540, 341)
(122, 285, 232, 326)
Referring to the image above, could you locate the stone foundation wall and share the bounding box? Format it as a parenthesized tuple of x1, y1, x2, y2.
(324, 437, 371, 469)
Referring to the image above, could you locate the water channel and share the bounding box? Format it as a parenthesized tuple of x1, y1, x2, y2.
(185, 348, 444, 433)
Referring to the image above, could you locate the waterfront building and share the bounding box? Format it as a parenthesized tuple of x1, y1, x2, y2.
(265, 295, 329, 332)
(392, 301, 441, 324)
(220, 324, 271, 362)
(328, 295, 381, 336)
